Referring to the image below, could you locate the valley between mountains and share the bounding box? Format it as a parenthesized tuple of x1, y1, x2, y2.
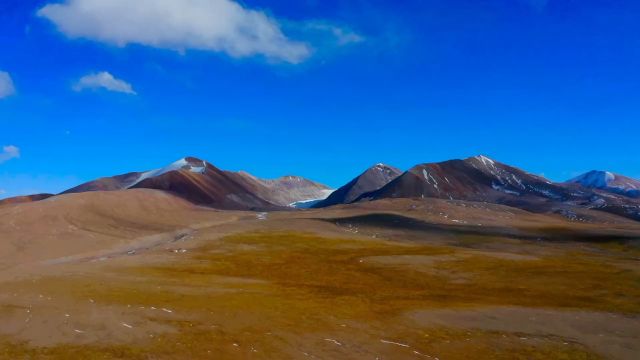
(0, 155, 639, 359)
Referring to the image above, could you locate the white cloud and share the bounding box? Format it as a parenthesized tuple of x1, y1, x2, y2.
(73, 71, 136, 94)
(0, 145, 20, 164)
(0, 71, 16, 99)
(304, 22, 365, 46)
(38, 0, 312, 64)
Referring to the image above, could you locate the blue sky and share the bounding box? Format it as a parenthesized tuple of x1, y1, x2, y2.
(1, 0, 639, 198)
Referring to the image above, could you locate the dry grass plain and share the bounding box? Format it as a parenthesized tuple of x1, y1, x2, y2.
(1, 194, 639, 359)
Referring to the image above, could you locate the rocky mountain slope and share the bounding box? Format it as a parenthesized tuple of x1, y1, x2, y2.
(126, 158, 274, 210)
(225, 171, 333, 207)
(356, 156, 571, 204)
(314, 163, 401, 208)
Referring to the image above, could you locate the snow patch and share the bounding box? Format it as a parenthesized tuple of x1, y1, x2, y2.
(569, 170, 615, 189)
(256, 212, 268, 220)
(128, 158, 206, 187)
(528, 185, 561, 200)
(475, 155, 496, 168)
(422, 169, 438, 189)
(491, 182, 521, 196)
(289, 189, 335, 208)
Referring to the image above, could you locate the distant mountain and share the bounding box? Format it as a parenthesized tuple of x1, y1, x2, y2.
(566, 171, 640, 198)
(0, 193, 53, 206)
(57, 157, 332, 210)
(357, 156, 572, 204)
(126, 158, 274, 210)
(346, 155, 640, 222)
(62, 157, 209, 194)
(314, 164, 401, 208)
(62, 172, 143, 194)
(225, 171, 333, 207)
(4, 155, 639, 222)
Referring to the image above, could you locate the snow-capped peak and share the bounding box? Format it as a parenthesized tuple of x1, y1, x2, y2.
(371, 163, 398, 172)
(568, 170, 615, 189)
(128, 157, 206, 188)
(474, 155, 496, 167)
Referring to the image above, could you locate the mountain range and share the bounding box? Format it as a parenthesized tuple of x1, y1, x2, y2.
(349, 156, 640, 221)
(56, 157, 332, 210)
(1, 155, 639, 222)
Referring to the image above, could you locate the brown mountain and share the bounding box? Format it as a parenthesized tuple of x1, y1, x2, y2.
(62, 172, 142, 194)
(51, 157, 331, 210)
(314, 163, 401, 208)
(121, 157, 276, 210)
(5, 155, 639, 221)
(357, 156, 571, 204)
(351, 156, 640, 222)
(0, 193, 54, 206)
(226, 171, 333, 207)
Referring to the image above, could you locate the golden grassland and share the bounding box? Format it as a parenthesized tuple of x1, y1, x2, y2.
(2, 231, 639, 359)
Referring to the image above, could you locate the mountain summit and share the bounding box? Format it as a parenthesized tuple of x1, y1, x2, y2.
(314, 163, 402, 208)
(62, 157, 208, 194)
(567, 170, 640, 198)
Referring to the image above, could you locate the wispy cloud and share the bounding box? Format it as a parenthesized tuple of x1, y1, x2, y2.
(303, 22, 365, 46)
(0, 145, 20, 163)
(73, 71, 136, 94)
(38, 0, 312, 64)
(0, 71, 16, 99)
